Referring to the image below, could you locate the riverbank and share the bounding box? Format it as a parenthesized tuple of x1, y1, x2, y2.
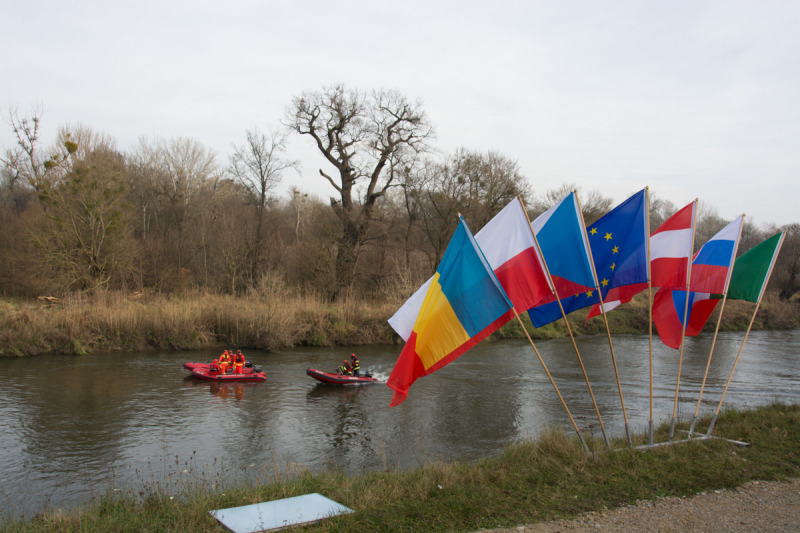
(1, 290, 797, 357)
(3, 403, 799, 532)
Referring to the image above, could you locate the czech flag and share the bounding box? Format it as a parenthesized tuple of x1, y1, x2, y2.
(527, 192, 597, 327)
(387, 216, 514, 407)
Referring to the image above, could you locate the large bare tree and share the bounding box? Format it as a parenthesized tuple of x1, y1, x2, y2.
(287, 85, 433, 298)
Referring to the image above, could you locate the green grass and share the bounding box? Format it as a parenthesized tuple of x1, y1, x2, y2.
(5, 403, 800, 532)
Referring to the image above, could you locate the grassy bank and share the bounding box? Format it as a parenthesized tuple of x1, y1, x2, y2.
(4, 403, 799, 532)
(0, 290, 797, 357)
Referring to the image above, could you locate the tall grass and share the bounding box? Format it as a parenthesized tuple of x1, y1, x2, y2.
(4, 403, 799, 532)
(0, 289, 797, 357)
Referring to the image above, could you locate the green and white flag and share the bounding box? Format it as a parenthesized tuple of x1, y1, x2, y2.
(726, 232, 785, 303)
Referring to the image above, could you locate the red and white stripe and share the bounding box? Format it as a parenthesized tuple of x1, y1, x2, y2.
(650, 200, 695, 289)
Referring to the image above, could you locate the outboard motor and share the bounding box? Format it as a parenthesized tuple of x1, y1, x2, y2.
(254, 365, 262, 373)
(365, 370, 373, 378)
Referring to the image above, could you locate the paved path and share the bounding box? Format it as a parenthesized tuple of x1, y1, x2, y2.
(481, 478, 800, 532)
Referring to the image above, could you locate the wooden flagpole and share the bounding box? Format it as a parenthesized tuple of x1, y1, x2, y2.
(519, 197, 610, 449)
(513, 309, 590, 452)
(645, 188, 654, 446)
(669, 200, 698, 441)
(574, 191, 632, 446)
(688, 215, 745, 437)
(706, 233, 784, 438)
(704, 303, 758, 437)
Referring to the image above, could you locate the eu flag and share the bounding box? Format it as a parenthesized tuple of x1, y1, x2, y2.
(528, 189, 648, 327)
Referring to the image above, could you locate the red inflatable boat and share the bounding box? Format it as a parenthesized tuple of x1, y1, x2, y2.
(306, 367, 380, 385)
(183, 361, 267, 382)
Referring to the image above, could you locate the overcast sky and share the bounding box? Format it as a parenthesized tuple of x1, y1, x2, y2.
(2, 0, 798, 228)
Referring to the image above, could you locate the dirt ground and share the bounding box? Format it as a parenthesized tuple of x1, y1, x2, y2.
(479, 478, 800, 532)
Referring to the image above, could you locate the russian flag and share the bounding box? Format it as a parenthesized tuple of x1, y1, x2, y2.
(653, 289, 720, 349)
(651, 201, 695, 289)
(387, 217, 514, 406)
(389, 198, 551, 341)
(690, 215, 744, 294)
(653, 214, 743, 349)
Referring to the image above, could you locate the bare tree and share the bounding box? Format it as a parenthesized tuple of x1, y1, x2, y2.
(2, 106, 76, 194)
(532, 183, 612, 225)
(228, 127, 297, 283)
(135, 137, 220, 278)
(287, 84, 433, 298)
(773, 223, 800, 300)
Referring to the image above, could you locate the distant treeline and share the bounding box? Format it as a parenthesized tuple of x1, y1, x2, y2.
(2, 86, 799, 306)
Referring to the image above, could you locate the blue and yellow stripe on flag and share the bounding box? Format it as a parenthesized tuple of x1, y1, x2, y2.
(388, 216, 514, 406)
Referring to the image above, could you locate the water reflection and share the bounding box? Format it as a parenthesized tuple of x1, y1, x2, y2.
(181, 379, 255, 402)
(0, 330, 798, 518)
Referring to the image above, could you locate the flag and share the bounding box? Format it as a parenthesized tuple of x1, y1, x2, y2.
(726, 232, 785, 303)
(651, 201, 695, 289)
(388, 198, 551, 341)
(653, 214, 743, 348)
(690, 215, 744, 294)
(530, 190, 647, 326)
(586, 199, 696, 318)
(652, 289, 719, 349)
(531, 192, 596, 297)
(526, 192, 596, 327)
(387, 217, 514, 406)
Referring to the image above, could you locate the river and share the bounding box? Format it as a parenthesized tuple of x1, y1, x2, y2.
(1, 330, 798, 518)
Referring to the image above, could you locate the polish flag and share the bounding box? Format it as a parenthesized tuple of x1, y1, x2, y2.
(389, 198, 552, 341)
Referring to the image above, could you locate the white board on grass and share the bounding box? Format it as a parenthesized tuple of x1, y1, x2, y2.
(210, 493, 353, 533)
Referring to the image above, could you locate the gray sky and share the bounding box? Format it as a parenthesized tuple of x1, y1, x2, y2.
(2, 0, 798, 227)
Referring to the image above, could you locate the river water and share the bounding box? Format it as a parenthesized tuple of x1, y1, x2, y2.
(1, 330, 798, 518)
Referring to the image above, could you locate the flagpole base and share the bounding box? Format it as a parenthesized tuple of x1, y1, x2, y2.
(648, 420, 654, 446)
(669, 417, 676, 441)
(688, 416, 698, 438)
(706, 414, 718, 438)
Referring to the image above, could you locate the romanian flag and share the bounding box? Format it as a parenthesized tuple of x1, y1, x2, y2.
(388, 197, 551, 341)
(387, 217, 514, 407)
